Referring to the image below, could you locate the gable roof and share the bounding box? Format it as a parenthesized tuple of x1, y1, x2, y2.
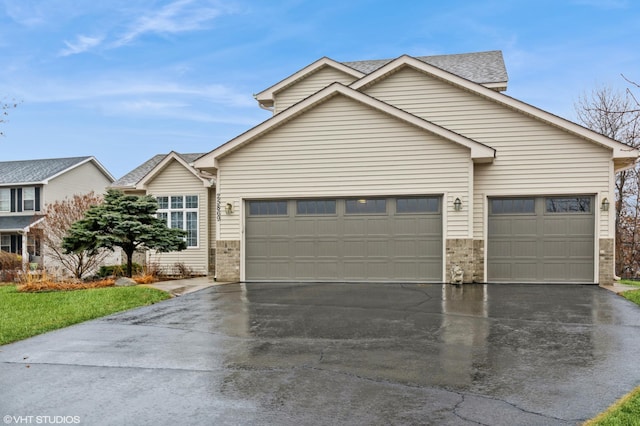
(112, 152, 212, 190)
(350, 55, 639, 165)
(343, 50, 508, 90)
(195, 82, 496, 169)
(254, 50, 509, 109)
(254, 57, 365, 108)
(0, 156, 114, 185)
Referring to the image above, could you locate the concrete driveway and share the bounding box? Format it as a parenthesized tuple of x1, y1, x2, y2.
(1, 283, 640, 425)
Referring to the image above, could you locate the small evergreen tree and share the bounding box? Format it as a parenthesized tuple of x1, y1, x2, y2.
(63, 189, 186, 277)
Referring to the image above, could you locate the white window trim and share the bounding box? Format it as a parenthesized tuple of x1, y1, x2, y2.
(0, 188, 9, 212)
(23, 186, 35, 212)
(157, 195, 199, 248)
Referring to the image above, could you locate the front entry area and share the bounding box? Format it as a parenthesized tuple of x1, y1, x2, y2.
(245, 197, 443, 282)
(487, 196, 595, 283)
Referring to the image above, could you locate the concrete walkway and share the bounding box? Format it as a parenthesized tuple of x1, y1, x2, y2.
(600, 281, 639, 294)
(141, 276, 231, 296)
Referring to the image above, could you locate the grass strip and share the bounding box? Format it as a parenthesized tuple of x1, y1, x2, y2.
(0, 285, 170, 345)
(584, 288, 640, 425)
(584, 385, 640, 426)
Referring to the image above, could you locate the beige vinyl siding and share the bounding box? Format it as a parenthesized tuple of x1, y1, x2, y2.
(45, 162, 113, 209)
(145, 160, 209, 275)
(274, 66, 358, 113)
(364, 66, 613, 239)
(218, 95, 472, 240)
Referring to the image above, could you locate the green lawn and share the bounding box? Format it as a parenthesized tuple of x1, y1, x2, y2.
(585, 288, 640, 425)
(618, 279, 640, 287)
(0, 285, 170, 345)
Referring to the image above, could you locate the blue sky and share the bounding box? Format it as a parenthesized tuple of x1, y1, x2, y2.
(1, 0, 639, 179)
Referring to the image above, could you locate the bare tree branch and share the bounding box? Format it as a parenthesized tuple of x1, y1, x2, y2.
(33, 192, 110, 279)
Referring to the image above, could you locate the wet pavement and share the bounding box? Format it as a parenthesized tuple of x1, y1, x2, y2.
(1, 283, 640, 425)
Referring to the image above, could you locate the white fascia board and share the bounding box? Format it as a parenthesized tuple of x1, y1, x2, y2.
(351, 55, 639, 160)
(136, 151, 211, 190)
(254, 57, 366, 104)
(44, 157, 116, 184)
(197, 83, 495, 166)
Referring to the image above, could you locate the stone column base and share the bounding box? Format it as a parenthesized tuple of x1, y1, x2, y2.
(599, 238, 614, 286)
(216, 240, 240, 282)
(446, 239, 474, 283)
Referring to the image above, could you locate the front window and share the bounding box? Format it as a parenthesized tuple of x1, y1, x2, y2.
(156, 195, 198, 247)
(0, 189, 9, 212)
(23, 187, 35, 211)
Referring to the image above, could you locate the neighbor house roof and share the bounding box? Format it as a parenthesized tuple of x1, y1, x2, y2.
(112, 152, 211, 190)
(0, 215, 44, 232)
(0, 156, 114, 185)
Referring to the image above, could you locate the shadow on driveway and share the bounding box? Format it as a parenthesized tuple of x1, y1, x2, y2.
(1, 283, 640, 425)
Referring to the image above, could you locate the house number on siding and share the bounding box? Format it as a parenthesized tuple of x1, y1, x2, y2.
(216, 193, 221, 222)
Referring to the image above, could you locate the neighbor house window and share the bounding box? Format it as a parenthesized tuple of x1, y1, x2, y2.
(0, 235, 10, 252)
(23, 187, 35, 211)
(0, 189, 9, 212)
(156, 195, 198, 247)
(27, 235, 40, 257)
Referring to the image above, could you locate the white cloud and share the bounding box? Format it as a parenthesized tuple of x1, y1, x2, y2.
(113, 0, 227, 47)
(59, 34, 104, 56)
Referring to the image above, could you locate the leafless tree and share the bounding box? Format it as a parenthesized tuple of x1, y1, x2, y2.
(34, 192, 110, 279)
(575, 85, 640, 276)
(1, 98, 19, 137)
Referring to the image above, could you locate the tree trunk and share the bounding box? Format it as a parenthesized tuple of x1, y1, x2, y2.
(125, 247, 135, 278)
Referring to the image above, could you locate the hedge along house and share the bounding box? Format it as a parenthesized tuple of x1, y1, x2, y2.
(194, 51, 638, 285)
(111, 152, 216, 276)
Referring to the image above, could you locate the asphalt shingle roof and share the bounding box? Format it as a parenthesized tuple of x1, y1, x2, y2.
(342, 50, 508, 84)
(112, 153, 205, 187)
(0, 215, 43, 231)
(0, 156, 93, 185)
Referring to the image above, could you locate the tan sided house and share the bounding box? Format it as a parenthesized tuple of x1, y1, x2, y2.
(0, 156, 115, 272)
(112, 152, 215, 276)
(194, 50, 638, 285)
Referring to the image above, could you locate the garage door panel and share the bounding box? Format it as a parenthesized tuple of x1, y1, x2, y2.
(315, 240, 340, 256)
(488, 196, 594, 283)
(316, 220, 339, 234)
(246, 197, 442, 282)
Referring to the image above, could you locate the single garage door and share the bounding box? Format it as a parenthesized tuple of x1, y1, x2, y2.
(245, 197, 442, 282)
(488, 196, 594, 283)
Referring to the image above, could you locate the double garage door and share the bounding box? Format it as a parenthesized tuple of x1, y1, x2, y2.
(245, 197, 442, 282)
(488, 196, 595, 283)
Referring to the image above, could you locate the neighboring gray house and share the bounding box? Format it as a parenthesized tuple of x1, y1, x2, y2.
(112, 152, 215, 276)
(194, 50, 639, 285)
(0, 156, 114, 269)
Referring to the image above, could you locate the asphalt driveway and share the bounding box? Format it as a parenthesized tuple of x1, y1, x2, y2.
(1, 283, 640, 425)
